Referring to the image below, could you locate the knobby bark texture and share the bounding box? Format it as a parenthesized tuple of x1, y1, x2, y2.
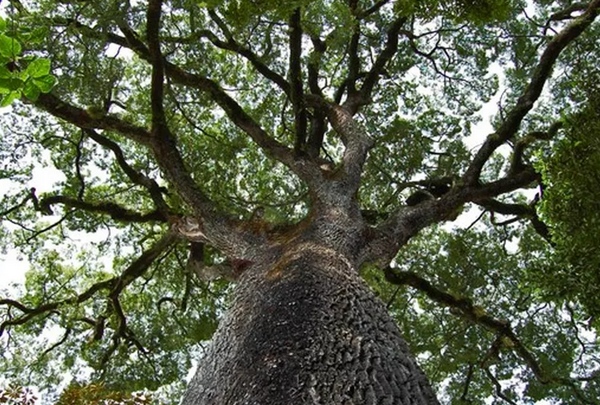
(182, 237, 439, 405)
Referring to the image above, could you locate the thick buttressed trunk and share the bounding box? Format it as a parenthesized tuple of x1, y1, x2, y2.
(182, 228, 440, 404)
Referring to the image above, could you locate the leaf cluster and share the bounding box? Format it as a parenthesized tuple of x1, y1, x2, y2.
(0, 16, 56, 105)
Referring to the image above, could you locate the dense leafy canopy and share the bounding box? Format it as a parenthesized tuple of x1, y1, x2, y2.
(0, 0, 599, 404)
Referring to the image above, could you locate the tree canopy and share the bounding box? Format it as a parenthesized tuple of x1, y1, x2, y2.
(1, 0, 599, 403)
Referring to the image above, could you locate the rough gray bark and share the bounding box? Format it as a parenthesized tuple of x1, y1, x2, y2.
(182, 235, 440, 405)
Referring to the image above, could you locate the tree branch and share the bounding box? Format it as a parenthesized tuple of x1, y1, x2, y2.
(27, 21, 292, 257)
(549, 2, 590, 22)
(289, 8, 308, 152)
(462, 1, 600, 184)
(144, 0, 225, 223)
(84, 129, 169, 214)
(33, 89, 240, 252)
(384, 267, 600, 404)
(306, 36, 327, 159)
(120, 23, 306, 172)
(0, 190, 34, 218)
(34, 93, 152, 146)
(0, 232, 177, 337)
(366, 167, 540, 265)
(104, 22, 318, 184)
(146, 0, 168, 135)
(38, 195, 167, 223)
(358, 0, 392, 18)
(484, 368, 518, 405)
(199, 10, 291, 95)
(346, 26, 361, 98)
(345, 16, 407, 114)
(476, 198, 552, 243)
(509, 122, 562, 174)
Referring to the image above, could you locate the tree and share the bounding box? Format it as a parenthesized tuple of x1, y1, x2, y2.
(1, 0, 599, 403)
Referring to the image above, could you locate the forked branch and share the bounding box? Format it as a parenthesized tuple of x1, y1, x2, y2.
(345, 16, 407, 115)
(306, 96, 373, 194)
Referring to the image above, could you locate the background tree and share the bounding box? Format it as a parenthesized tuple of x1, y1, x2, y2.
(1, 0, 599, 404)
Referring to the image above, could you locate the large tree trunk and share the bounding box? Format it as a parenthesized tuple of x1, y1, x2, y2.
(182, 238, 440, 405)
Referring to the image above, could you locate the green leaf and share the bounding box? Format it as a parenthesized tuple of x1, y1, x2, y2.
(0, 77, 23, 91)
(32, 74, 57, 93)
(23, 79, 41, 101)
(0, 17, 6, 32)
(0, 90, 21, 107)
(28, 27, 48, 44)
(25, 58, 51, 78)
(0, 34, 21, 58)
(0, 65, 11, 78)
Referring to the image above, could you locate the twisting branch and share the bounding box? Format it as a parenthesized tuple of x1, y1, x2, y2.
(484, 368, 518, 405)
(359, 0, 392, 18)
(26, 213, 71, 242)
(83, 129, 169, 214)
(0, 189, 35, 218)
(34, 93, 152, 146)
(166, 66, 301, 170)
(40, 328, 71, 358)
(198, 9, 291, 95)
(510, 122, 562, 174)
(549, 2, 590, 22)
(476, 198, 552, 243)
(462, 1, 600, 184)
(345, 16, 407, 115)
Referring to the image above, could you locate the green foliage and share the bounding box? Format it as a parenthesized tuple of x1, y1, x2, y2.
(535, 97, 600, 319)
(395, 0, 517, 23)
(365, 224, 600, 403)
(0, 0, 598, 404)
(56, 382, 153, 405)
(0, 16, 56, 105)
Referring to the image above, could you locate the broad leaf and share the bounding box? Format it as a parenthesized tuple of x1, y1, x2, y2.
(0, 34, 21, 58)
